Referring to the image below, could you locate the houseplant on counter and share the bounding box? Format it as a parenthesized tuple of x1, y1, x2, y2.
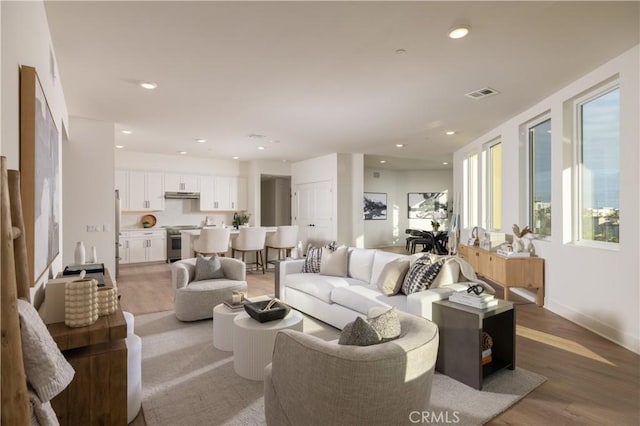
(232, 212, 251, 229)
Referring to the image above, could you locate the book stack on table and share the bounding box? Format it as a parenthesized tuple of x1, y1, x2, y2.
(449, 292, 498, 309)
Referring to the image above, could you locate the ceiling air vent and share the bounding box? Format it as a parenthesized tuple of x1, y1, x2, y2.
(465, 87, 499, 100)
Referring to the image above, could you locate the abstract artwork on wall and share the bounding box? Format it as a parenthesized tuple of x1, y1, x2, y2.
(20, 65, 60, 285)
(407, 192, 448, 220)
(364, 192, 387, 220)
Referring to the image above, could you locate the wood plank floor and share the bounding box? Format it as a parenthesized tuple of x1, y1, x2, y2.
(117, 254, 640, 426)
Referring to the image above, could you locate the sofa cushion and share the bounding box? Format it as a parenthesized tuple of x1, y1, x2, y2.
(338, 317, 381, 346)
(367, 307, 401, 342)
(302, 246, 322, 273)
(376, 257, 410, 295)
(402, 258, 445, 295)
(194, 255, 225, 282)
(426, 254, 461, 288)
(286, 273, 357, 303)
(347, 248, 375, 283)
(331, 285, 391, 315)
(371, 251, 406, 285)
(179, 278, 246, 292)
(320, 246, 348, 277)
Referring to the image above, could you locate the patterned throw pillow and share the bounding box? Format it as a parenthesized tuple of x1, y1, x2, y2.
(368, 307, 401, 342)
(401, 257, 445, 295)
(194, 255, 225, 281)
(338, 317, 382, 346)
(302, 246, 323, 273)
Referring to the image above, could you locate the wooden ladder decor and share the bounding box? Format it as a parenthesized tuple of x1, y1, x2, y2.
(1, 155, 31, 424)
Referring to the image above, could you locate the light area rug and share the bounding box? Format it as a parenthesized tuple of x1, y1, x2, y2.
(136, 310, 545, 426)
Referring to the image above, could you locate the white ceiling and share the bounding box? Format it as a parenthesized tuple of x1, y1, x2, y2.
(44, 1, 639, 170)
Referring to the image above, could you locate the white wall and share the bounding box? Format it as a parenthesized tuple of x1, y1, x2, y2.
(364, 168, 453, 248)
(63, 117, 115, 275)
(1, 1, 69, 304)
(454, 46, 640, 354)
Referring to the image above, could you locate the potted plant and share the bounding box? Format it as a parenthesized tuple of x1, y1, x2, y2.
(431, 219, 440, 232)
(232, 212, 251, 229)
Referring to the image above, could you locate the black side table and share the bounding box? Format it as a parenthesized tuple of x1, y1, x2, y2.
(432, 299, 515, 390)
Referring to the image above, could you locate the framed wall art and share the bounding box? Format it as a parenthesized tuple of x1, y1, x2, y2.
(20, 65, 60, 285)
(408, 192, 448, 220)
(363, 192, 387, 220)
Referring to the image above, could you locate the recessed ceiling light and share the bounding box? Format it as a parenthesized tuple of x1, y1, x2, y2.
(282, 159, 288, 163)
(115, 145, 124, 149)
(195, 138, 207, 143)
(443, 162, 449, 165)
(395, 144, 405, 148)
(232, 156, 240, 160)
(249, 133, 266, 139)
(121, 130, 132, 135)
(395, 48, 406, 54)
(140, 82, 158, 90)
(257, 146, 265, 150)
(448, 25, 470, 39)
(269, 140, 281, 144)
(446, 131, 456, 136)
(380, 160, 386, 164)
(178, 151, 187, 155)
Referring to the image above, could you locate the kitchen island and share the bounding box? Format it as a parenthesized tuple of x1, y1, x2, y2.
(181, 227, 277, 259)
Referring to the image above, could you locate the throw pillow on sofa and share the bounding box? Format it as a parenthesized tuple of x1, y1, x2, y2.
(376, 258, 410, 295)
(302, 246, 323, 273)
(401, 257, 445, 295)
(320, 245, 348, 277)
(194, 255, 225, 281)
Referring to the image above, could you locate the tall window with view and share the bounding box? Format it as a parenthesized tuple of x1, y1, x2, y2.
(578, 87, 620, 243)
(529, 119, 551, 237)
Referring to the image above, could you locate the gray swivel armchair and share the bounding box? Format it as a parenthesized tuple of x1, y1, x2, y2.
(264, 311, 439, 426)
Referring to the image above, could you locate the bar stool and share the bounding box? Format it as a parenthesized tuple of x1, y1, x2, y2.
(265, 225, 298, 270)
(231, 227, 267, 274)
(193, 227, 231, 257)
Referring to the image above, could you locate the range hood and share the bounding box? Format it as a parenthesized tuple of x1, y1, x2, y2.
(164, 191, 200, 199)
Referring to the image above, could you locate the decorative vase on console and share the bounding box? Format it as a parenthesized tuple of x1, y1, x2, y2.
(74, 241, 86, 265)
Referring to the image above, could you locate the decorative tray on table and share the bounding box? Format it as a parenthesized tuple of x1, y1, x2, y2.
(244, 299, 290, 323)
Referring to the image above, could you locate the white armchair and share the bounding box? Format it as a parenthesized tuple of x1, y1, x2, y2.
(264, 311, 439, 426)
(171, 257, 247, 321)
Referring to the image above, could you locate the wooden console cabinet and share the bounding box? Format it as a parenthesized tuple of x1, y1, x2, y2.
(458, 244, 545, 306)
(47, 271, 128, 425)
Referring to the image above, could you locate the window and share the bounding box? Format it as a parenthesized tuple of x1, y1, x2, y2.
(529, 119, 552, 237)
(487, 141, 502, 230)
(577, 86, 620, 244)
(463, 152, 478, 228)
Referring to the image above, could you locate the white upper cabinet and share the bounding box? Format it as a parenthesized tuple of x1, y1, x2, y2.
(199, 175, 246, 211)
(127, 170, 164, 211)
(165, 173, 199, 192)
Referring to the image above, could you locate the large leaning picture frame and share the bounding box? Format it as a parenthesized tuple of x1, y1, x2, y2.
(363, 192, 387, 220)
(408, 192, 448, 220)
(20, 65, 60, 285)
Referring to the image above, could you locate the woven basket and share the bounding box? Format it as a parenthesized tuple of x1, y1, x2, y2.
(64, 278, 98, 328)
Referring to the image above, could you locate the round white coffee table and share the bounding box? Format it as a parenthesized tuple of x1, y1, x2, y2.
(233, 309, 303, 381)
(213, 304, 243, 351)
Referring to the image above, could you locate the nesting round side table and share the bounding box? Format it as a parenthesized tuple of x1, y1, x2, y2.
(212, 304, 243, 351)
(233, 310, 304, 380)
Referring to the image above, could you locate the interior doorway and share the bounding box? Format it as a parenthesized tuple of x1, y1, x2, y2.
(260, 175, 291, 226)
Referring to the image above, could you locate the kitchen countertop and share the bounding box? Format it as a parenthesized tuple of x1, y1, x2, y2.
(181, 226, 277, 235)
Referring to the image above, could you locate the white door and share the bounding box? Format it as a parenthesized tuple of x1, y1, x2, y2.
(147, 237, 167, 262)
(164, 173, 182, 192)
(181, 175, 199, 192)
(294, 180, 332, 248)
(128, 238, 147, 263)
(214, 176, 231, 210)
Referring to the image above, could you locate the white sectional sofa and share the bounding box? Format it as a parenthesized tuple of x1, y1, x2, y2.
(276, 248, 477, 330)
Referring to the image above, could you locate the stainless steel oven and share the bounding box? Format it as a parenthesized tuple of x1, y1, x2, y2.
(165, 226, 200, 262)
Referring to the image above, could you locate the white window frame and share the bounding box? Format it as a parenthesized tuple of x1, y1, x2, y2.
(573, 80, 620, 249)
(481, 138, 502, 232)
(463, 150, 479, 229)
(526, 115, 552, 240)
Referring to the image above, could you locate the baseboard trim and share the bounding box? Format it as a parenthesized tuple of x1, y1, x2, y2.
(545, 298, 640, 355)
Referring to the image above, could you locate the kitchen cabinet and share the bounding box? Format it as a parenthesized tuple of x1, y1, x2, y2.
(115, 170, 129, 210)
(165, 173, 199, 193)
(120, 230, 166, 264)
(199, 175, 246, 211)
(458, 244, 544, 306)
(128, 171, 164, 211)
